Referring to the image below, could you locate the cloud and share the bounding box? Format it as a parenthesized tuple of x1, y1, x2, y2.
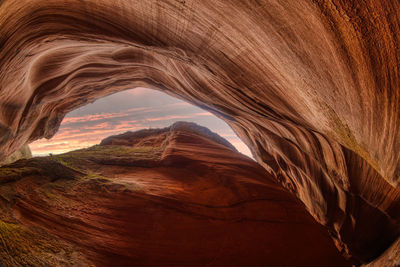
(82, 122, 112, 130)
(62, 107, 151, 124)
(30, 88, 253, 158)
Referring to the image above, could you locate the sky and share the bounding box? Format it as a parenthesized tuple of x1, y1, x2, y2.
(30, 88, 253, 158)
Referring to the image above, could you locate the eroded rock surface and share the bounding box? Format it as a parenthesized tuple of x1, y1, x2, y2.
(0, 145, 31, 166)
(0, 122, 350, 266)
(0, 0, 399, 264)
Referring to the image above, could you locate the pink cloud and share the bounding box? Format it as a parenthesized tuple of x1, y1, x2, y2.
(62, 107, 151, 124)
(29, 87, 253, 158)
(82, 122, 112, 130)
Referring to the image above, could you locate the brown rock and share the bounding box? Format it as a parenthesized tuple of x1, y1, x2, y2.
(0, 145, 31, 166)
(0, 0, 399, 264)
(364, 237, 400, 267)
(0, 122, 350, 266)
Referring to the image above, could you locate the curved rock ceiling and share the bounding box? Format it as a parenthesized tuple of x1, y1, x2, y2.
(0, 0, 399, 264)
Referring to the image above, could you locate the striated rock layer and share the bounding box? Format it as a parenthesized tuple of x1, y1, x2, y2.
(0, 122, 350, 266)
(0, 0, 399, 264)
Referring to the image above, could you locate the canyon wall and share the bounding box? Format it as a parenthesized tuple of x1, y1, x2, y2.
(0, 0, 399, 264)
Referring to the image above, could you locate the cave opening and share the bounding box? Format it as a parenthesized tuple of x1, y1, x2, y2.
(29, 87, 253, 159)
(0, 88, 351, 267)
(0, 0, 398, 265)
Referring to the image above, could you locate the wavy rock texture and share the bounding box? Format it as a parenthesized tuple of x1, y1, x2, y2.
(0, 122, 350, 266)
(0, 0, 399, 264)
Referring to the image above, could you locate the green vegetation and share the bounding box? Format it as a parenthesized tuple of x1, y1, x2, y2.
(52, 145, 163, 172)
(72, 144, 162, 157)
(81, 173, 112, 183)
(0, 219, 81, 266)
(0, 145, 160, 265)
(0, 166, 39, 184)
(0, 167, 37, 177)
(0, 144, 160, 189)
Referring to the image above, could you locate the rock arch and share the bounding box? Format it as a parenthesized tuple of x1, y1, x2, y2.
(0, 0, 399, 263)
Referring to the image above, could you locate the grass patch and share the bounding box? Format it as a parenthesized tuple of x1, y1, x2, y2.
(0, 219, 80, 266)
(0, 167, 38, 178)
(53, 145, 163, 171)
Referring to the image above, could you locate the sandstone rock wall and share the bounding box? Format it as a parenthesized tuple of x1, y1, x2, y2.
(0, 0, 399, 263)
(0, 145, 31, 166)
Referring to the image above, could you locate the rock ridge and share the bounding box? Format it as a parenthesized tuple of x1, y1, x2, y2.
(0, 123, 350, 266)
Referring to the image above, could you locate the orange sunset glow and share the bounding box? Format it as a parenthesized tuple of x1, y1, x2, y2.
(30, 88, 252, 158)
